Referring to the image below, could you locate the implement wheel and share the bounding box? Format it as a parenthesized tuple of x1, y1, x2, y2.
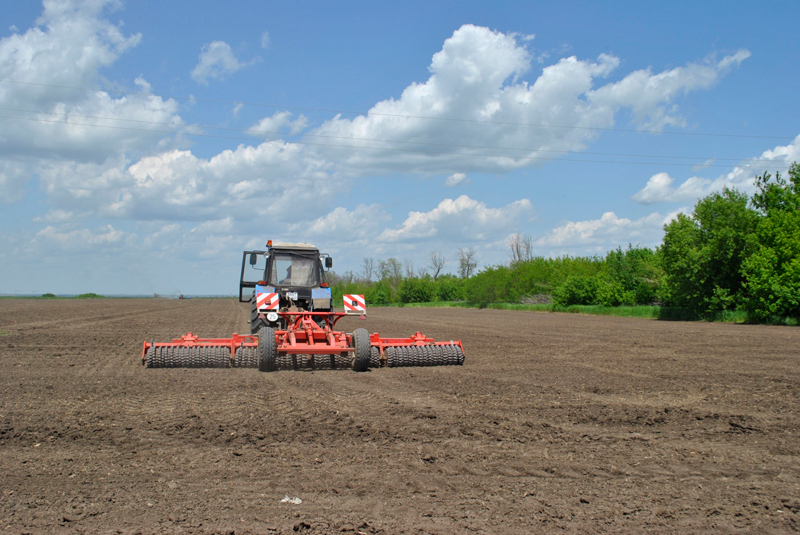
(352, 328, 370, 372)
(258, 326, 277, 372)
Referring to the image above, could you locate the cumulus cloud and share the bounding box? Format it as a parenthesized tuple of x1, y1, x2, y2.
(32, 209, 78, 224)
(308, 24, 749, 175)
(0, 11, 759, 279)
(300, 204, 391, 239)
(589, 50, 751, 130)
(248, 111, 309, 138)
(378, 195, 533, 242)
(632, 134, 800, 204)
(0, 161, 32, 204)
(32, 139, 342, 224)
(536, 209, 690, 254)
(444, 172, 470, 187)
(0, 0, 181, 162)
(34, 223, 136, 253)
(0, 0, 181, 202)
(2, 16, 752, 221)
(117, 143, 336, 221)
(191, 40, 258, 84)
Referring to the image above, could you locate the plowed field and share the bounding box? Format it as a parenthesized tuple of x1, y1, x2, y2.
(1, 299, 799, 534)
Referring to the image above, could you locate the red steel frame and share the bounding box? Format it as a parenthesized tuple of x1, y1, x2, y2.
(142, 311, 464, 364)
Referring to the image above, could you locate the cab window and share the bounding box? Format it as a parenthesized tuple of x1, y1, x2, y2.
(269, 254, 319, 287)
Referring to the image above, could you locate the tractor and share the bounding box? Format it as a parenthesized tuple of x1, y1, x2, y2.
(142, 240, 465, 371)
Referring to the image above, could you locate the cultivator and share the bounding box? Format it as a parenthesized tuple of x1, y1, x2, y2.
(142, 310, 464, 371)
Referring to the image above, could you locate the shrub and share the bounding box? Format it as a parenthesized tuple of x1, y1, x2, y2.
(596, 280, 635, 307)
(553, 276, 599, 306)
(434, 275, 463, 301)
(365, 282, 392, 305)
(398, 277, 436, 303)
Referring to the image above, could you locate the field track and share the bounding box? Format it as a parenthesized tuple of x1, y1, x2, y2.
(1, 298, 799, 533)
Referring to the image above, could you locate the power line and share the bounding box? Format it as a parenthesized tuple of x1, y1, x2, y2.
(1, 79, 795, 141)
(1, 112, 794, 171)
(0, 106, 789, 166)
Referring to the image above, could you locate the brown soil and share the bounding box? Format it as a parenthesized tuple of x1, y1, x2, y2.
(1, 299, 799, 534)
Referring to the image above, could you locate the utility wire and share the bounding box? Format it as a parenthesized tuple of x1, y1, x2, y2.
(1, 79, 795, 141)
(1, 112, 793, 171)
(0, 106, 788, 166)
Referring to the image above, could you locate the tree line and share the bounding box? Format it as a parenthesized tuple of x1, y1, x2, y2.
(330, 163, 799, 321)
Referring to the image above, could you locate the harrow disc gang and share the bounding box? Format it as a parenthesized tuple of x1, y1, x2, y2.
(378, 343, 465, 368)
(142, 332, 257, 369)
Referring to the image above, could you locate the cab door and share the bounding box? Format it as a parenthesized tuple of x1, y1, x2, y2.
(239, 250, 267, 302)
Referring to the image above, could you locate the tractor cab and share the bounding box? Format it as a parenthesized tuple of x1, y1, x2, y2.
(239, 242, 331, 302)
(239, 241, 333, 333)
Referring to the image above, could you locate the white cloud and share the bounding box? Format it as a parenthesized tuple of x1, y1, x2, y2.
(34, 223, 136, 253)
(444, 172, 470, 187)
(692, 158, 715, 172)
(0, 161, 31, 203)
(300, 204, 391, 239)
(0, 12, 759, 279)
(36, 141, 341, 222)
(536, 208, 692, 255)
(261, 31, 270, 50)
(0, 0, 181, 202)
(308, 24, 748, 176)
(32, 209, 77, 223)
(588, 50, 751, 130)
(0, 1, 181, 165)
(378, 195, 533, 242)
(632, 134, 800, 204)
(248, 111, 309, 138)
(191, 40, 258, 84)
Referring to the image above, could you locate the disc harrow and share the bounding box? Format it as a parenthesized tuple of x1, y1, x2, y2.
(142, 312, 465, 371)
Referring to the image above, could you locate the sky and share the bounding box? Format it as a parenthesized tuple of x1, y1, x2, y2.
(1, 0, 799, 296)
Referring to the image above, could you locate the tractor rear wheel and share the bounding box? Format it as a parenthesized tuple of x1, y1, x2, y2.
(352, 328, 370, 372)
(258, 326, 278, 372)
(250, 298, 267, 335)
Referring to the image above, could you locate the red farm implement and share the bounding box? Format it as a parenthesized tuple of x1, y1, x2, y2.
(142, 310, 465, 371)
(143, 241, 464, 371)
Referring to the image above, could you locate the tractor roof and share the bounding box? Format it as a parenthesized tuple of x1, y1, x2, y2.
(270, 242, 319, 251)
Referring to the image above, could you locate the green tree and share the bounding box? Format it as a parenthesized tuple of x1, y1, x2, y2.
(743, 163, 800, 319)
(661, 188, 758, 315)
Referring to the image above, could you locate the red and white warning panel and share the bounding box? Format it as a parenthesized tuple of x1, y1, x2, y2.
(343, 294, 366, 315)
(257, 292, 279, 311)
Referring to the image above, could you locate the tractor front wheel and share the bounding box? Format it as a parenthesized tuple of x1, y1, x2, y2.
(352, 328, 370, 372)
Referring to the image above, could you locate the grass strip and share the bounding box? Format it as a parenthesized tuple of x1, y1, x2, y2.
(397, 301, 797, 324)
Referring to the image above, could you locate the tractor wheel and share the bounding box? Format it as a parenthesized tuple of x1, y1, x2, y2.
(352, 328, 370, 372)
(258, 326, 278, 372)
(250, 298, 267, 335)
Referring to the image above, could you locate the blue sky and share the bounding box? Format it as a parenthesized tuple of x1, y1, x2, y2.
(1, 0, 798, 295)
